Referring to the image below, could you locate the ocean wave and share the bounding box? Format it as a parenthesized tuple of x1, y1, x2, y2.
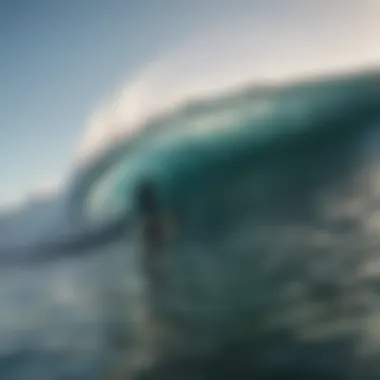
(1, 66, 380, 380)
(62, 66, 380, 379)
(67, 68, 380, 228)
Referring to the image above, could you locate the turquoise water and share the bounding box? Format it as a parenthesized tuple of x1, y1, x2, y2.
(69, 68, 380, 227)
(1, 68, 380, 379)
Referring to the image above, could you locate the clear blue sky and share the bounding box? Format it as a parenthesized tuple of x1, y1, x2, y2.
(0, 0, 378, 206)
(0, 0, 240, 203)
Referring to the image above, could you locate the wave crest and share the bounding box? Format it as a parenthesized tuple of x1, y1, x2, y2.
(75, 0, 380, 165)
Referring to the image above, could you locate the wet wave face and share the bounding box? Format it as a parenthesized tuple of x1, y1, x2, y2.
(63, 69, 380, 379)
(1, 69, 380, 380)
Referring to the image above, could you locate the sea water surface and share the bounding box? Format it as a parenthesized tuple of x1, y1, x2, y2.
(1, 68, 380, 379)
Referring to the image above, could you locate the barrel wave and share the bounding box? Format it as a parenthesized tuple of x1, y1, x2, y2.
(1, 68, 380, 379)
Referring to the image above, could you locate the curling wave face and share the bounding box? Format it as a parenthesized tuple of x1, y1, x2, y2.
(65, 69, 380, 379)
(1, 68, 380, 379)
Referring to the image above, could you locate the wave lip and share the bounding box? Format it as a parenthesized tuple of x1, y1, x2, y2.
(67, 67, 380, 227)
(76, 0, 380, 166)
